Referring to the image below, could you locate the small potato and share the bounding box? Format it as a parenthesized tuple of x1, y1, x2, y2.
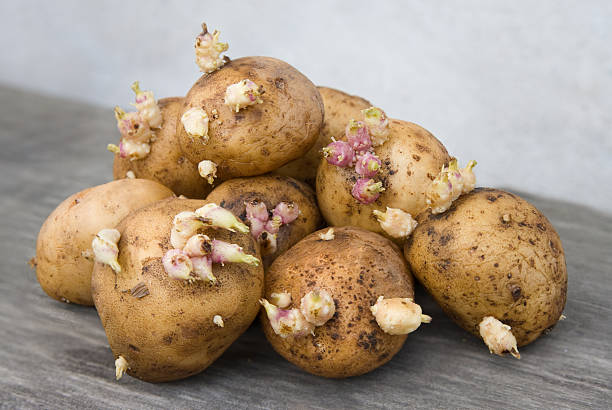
(404, 188, 567, 356)
(92, 198, 264, 382)
(275, 87, 371, 186)
(177, 56, 324, 180)
(316, 119, 450, 240)
(112, 97, 211, 198)
(261, 227, 424, 378)
(35, 179, 173, 305)
(205, 175, 322, 268)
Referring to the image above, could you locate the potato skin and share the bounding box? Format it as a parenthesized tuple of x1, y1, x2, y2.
(316, 119, 450, 238)
(177, 57, 324, 180)
(35, 179, 173, 306)
(275, 86, 371, 186)
(92, 198, 264, 383)
(205, 175, 323, 268)
(261, 227, 415, 378)
(404, 188, 567, 347)
(113, 97, 211, 198)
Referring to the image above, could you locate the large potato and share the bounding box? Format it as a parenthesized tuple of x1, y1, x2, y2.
(92, 198, 264, 382)
(316, 119, 450, 238)
(404, 188, 567, 354)
(112, 97, 210, 198)
(35, 179, 173, 305)
(261, 227, 420, 378)
(205, 175, 323, 268)
(177, 56, 324, 180)
(275, 86, 371, 186)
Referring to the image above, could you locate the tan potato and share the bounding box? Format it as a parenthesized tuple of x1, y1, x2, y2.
(92, 197, 264, 382)
(261, 227, 422, 378)
(404, 188, 567, 355)
(316, 119, 450, 240)
(275, 86, 371, 186)
(112, 97, 211, 198)
(177, 56, 324, 180)
(35, 179, 173, 306)
(205, 175, 323, 268)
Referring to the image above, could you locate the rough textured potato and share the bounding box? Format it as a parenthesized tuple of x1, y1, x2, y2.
(35, 179, 173, 306)
(261, 226, 416, 378)
(92, 198, 264, 382)
(275, 86, 371, 186)
(112, 97, 210, 198)
(316, 119, 450, 238)
(177, 56, 324, 180)
(404, 188, 567, 348)
(205, 175, 323, 268)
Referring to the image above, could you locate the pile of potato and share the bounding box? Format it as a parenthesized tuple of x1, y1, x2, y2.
(35, 22, 567, 382)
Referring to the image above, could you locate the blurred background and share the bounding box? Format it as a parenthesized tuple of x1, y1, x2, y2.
(1, 0, 610, 213)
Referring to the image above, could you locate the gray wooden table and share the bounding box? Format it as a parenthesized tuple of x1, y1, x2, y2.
(1, 85, 610, 409)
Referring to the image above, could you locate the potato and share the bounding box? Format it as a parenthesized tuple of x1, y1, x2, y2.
(112, 97, 210, 198)
(260, 226, 427, 378)
(92, 198, 264, 382)
(316, 119, 450, 240)
(35, 179, 173, 306)
(275, 86, 371, 186)
(404, 188, 567, 357)
(177, 56, 324, 180)
(205, 175, 322, 268)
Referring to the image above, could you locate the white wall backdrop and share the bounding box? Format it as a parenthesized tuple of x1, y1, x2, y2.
(1, 1, 611, 213)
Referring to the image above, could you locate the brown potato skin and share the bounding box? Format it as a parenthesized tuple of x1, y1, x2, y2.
(275, 86, 371, 186)
(92, 198, 264, 383)
(35, 179, 173, 306)
(261, 227, 415, 378)
(205, 175, 323, 268)
(404, 188, 567, 347)
(112, 97, 211, 199)
(177, 57, 324, 180)
(316, 119, 450, 239)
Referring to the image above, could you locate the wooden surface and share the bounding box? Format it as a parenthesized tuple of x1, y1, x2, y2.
(1, 86, 610, 409)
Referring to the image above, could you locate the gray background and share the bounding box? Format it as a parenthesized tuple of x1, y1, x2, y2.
(1, 0, 611, 214)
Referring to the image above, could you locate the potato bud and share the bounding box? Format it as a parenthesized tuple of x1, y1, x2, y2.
(370, 296, 431, 335)
(351, 178, 385, 204)
(191, 255, 216, 283)
(372, 207, 417, 239)
(479, 316, 520, 359)
(113, 107, 152, 143)
(272, 202, 300, 225)
(181, 107, 209, 142)
(426, 159, 477, 214)
(322, 139, 355, 167)
(245, 201, 269, 222)
(264, 216, 282, 235)
(198, 160, 218, 185)
(354, 152, 382, 178)
(195, 203, 249, 233)
(92, 228, 121, 273)
(300, 289, 336, 326)
(361, 107, 390, 146)
(461, 160, 477, 192)
(162, 249, 194, 281)
(213, 315, 224, 327)
(183, 234, 212, 257)
(260, 299, 315, 338)
(195, 22, 229, 74)
(115, 356, 128, 381)
(211, 239, 260, 266)
(170, 211, 205, 249)
(270, 292, 292, 308)
(107, 139, 151, 161)
(345, 119, 372, 153)
(130, 81, 162, 129)
(224, 79, 264, 112)
(257, 231, 278, 256)
(317, 228, 335, 241)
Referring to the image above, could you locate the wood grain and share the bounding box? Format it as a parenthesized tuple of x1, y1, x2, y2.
(1, 86, 610, 409)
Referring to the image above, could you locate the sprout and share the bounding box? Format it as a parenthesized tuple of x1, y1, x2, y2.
(92, 228, 121, 273)
(426, 170, 453, 214)
(195, 203, 249, 233)
(345, 119, 372, 153)
(224, 79, 264, 112)
(115, 139, 151, 161)
(198, 160, 218, 185)
(211, 239, 260, 266)
(272, 202, 300, 225)
(362, 107, 390, 146)
(191, 255, 216, 283)
(270, 292, 292, 308)
(114, 106, 152, 143)
(257, 231, 277, 256)
(260, 299, 315, 338)
(370, 296, 432, 335)
(213, 315, 224, 327)
(170, 211, 205, 249)
(351, 178, 385, 204)
(354, 152, 382, 178)
(322, 138, 355, 167)
(372, 207, 417, 239)
(461, 160, 477, 193)
(300, 290, 336, 326)
(162, 249, 194, 281)
(130, 81, 162, 129)
(115, 356, 128, 380)
(181, 107, 209, 142)
(125, 170, 136, 179)
(245, 201, 269, 238)
(479, 316, 520, 359)
(264, 215, 282, 235)
(318, 228, 335, 241)
(195, 23, 228, 74)
(182, 234, 212, 257)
